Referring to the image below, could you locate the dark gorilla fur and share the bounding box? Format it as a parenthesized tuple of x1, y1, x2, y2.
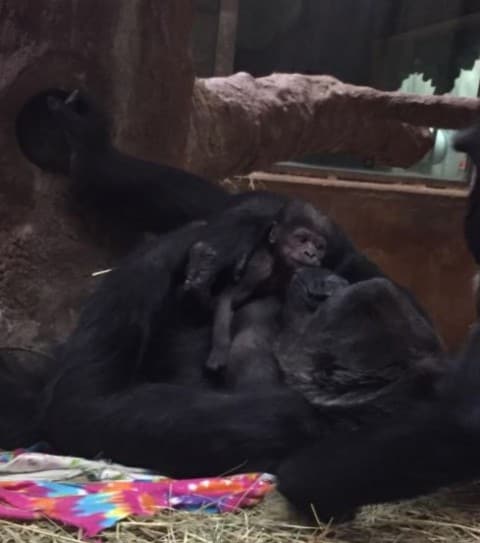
(6, 89, 480, 523)
(42, 224, 443, 484)
(276, 270, 444, 412)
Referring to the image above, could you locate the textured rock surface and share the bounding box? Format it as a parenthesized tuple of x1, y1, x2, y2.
(186, 72, 480, 179)
(0, 0, 194, 348)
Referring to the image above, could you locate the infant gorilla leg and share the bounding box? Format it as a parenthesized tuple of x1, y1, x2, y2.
(205, 289, 235, 372)
(225, 297, 282, 389)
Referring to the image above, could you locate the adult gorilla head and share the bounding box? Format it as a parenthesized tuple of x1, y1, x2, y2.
(276, 269, 445, 422)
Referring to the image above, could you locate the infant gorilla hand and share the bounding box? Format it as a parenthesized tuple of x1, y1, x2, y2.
(289, 267, 349, 311)
(183, 239, 251, 305)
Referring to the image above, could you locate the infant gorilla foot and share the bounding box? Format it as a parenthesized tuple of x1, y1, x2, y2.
(205, 349, 228, 373)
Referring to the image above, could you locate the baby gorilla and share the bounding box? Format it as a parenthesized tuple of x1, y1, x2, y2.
(185, 199, 332, 385)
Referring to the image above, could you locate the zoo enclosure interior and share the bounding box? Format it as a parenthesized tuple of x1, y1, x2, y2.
(1, 0, 479, 351)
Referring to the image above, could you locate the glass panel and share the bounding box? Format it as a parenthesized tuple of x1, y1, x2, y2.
(234, 0, 480, 182)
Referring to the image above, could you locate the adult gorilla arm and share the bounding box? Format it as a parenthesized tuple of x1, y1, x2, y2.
(277, 296, 480, 520)
(43, 91, 390, 287)
(44, 221, 320, 476)
(46, 91, 230, 232)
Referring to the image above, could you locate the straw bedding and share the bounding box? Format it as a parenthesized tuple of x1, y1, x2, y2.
(1, 484, 480, 543)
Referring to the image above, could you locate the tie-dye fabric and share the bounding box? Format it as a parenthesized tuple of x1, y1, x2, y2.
(0, 447, 275, 537)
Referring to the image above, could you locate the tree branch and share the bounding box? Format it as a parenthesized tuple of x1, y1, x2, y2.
(186, 73, 480, 179)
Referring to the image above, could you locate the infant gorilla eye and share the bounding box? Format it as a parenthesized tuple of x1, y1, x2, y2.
(294, 230, 310, 244)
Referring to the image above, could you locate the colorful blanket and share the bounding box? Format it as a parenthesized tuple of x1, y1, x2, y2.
(0, 447, 275, 537)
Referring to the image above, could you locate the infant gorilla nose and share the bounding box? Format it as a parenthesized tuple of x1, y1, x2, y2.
(302, 246, 318, 262)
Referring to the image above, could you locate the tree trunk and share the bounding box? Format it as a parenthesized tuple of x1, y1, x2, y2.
(0, 0, 194, 348)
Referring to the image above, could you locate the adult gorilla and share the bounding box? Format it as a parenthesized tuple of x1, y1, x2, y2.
(9, 90, 471, 521)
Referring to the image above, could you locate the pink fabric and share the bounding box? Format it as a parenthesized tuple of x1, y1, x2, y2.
(0, 474, 274, 536)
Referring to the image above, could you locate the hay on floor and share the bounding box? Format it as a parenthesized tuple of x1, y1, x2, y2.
(1, 484, 480, 543)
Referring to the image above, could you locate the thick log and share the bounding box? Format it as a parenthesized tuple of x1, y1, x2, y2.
(186, 73, 480, 179)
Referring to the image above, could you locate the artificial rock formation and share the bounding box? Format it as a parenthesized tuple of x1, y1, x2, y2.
(186, 72, 480, 179)
(0, 0, 194, 348)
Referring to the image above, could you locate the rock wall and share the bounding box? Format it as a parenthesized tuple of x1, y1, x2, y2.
(0, 0, 194, 348)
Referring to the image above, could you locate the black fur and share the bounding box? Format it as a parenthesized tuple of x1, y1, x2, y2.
(43, 224, 443, 483)
(277, 324, 480, 521)
(43, 222, 321, 476)
(46, 91, 229, 233)
(0, 348, 59, 449)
